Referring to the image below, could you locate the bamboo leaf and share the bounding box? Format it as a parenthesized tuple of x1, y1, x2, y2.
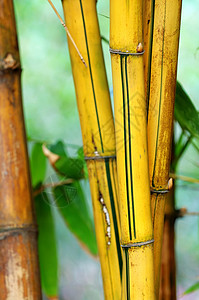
(175, 81, 199, 138)
(55, 157, 84, 179)
(30, 142, 47, 188)
(35, 192, 58, 298)
(49, 140, 67, 157)
(183, 281, 199, 296)
(46, 141, 85, 179)
(53, 183, 98, 256)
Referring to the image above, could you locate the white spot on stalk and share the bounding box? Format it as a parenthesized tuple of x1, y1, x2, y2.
(94, 151, 100, 156)
(99, 195, 111, 246)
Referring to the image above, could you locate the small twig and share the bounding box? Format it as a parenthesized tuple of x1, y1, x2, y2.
(33, 178, 74, 197)
(185, 212, 199, 216)
(170, 172, 199, 184)
(47, 0, 87, 67)
(176, 208, 199, 218)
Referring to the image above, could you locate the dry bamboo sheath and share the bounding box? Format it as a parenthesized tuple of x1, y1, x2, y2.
(62, 0, 122, 299)
(0, 0, 42, 299)
(110, 0, 155, 299)
(144, 0, 182, 298)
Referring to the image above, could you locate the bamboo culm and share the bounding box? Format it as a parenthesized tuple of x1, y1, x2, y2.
(144, 0, 182, 297)
(0, 0, 42, 299)
(62, 0, 122, 298)
(110, 0, 155, 298)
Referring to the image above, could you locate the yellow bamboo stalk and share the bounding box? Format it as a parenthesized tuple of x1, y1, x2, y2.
(143, 0, 182, 297)
(0, 0, 42, 298)
(110, 1, 155, 298)
(61, 0, 122, 299)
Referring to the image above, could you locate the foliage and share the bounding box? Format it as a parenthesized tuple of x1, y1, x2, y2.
(183, 281, 199, 296)
(30, 141, 97, 298)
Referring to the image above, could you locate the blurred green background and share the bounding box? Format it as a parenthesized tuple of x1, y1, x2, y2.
(14, 0, 199, 299)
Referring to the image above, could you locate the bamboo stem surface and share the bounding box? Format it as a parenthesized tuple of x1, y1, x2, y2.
(110, 1, 155, 298)
(62, 1, 122, 298)
(143, 0, 182, 297)
(0, 1, 42, 299)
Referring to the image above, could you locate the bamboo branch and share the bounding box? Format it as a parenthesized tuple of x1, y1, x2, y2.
(33, 178, 74, 197)
(170, 173, 199, 184)
(47, 0, 87, 67)
(176, 207, 199, 217)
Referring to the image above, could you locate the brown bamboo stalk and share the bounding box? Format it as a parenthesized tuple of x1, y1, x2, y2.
(159, 141, 177, 300)
(0, 1, 42, 299)
(159, 186, 176, 300)
(143, 0, 182, 297)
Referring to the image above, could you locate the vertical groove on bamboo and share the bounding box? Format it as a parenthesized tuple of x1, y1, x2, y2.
(62, 0, 122, 298)
(143, 0, 182, 298)
(110, 0, 155, 298)
(0, 0, 42, 299)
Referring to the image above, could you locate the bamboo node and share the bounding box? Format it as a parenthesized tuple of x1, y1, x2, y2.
(84, 154, 116, 161)
(0, 53, 20, 71)
(109, 48, 145, 56)
(0, 225, 37, 240)
(150, 188, 169, 194)
(121, 239, 154, 248)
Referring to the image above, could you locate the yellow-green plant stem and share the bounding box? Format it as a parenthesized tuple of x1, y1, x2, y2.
(110, 0, 155, 298)
(143, 0, 182, 297)
(62, 0, 122, 299)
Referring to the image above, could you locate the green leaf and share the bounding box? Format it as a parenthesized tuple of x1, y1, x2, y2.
(183, 281, 199, 296)
(53, 183, 98, 256)
(55, 157, 84, 179)
(48, 141, 85, 179)
(35, 192, 58, 298)
(30, 142, 46, 188)
(77, 146, 88, 179)
(49, 140, 67, 157)
(175, 81, 199, 138)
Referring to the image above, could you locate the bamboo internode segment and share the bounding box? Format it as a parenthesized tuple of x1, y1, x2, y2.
(144, 0, 182, 190)
(0, 0, 42, 299)
(159, 188, 176, 300)
(110, 0, 155, 298)
(62, 0, 122, 298)
(144, 0, 182, 297)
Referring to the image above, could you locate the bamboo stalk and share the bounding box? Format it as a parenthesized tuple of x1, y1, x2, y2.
(110, 1, 155, 298)
(143, 0, 182, 297)
(159, 187, 176, 300)
(61, 0, 122, 298)
(0, 0, 42, 299)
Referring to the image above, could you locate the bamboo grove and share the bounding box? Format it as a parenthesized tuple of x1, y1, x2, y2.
(61, 0, 182, 298)
(0, 0, 185, 299)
